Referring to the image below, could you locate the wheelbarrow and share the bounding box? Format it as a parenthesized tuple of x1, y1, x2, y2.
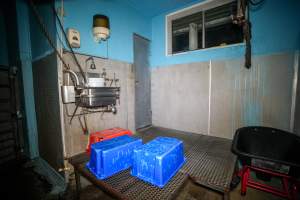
(232, 126, 300, 200)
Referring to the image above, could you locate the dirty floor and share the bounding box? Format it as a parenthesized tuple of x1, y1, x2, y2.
(62, 177, 285, 200)
(1, 127, 291, 200)
(0, 159, 53, 200)
(61, 127, 286, 200)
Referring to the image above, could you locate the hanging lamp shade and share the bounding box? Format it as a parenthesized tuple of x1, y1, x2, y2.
(93, 14, 110, 42)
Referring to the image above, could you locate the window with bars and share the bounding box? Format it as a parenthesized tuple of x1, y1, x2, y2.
(167, 0, 244, 54)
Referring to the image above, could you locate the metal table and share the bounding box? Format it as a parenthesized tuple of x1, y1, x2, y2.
(68, 132, 236, 200)
(69, 153, 187, 200)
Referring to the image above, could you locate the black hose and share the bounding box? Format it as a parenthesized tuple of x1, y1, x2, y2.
(244, 21, 252, 69)
(239, 0, 252, 69)
(28, 0, 69, 70)
(51, 5, 87, 83)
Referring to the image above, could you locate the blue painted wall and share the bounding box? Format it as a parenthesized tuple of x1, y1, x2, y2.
(125, 0, 200, 17)
(60, 0, 151, 63)
(29, 3, 56, 61)
(151, 0, 300, 67)
(0, 9, 8, 66)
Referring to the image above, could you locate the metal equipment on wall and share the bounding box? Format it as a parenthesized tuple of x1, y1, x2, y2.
(61, 65, 120, 124)
(29, 0, 120, 126)
(62, 51, 135, 157)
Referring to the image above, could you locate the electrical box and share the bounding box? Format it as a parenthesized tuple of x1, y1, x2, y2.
(61, 86, 75, 103)
(67, 28, 80, 48)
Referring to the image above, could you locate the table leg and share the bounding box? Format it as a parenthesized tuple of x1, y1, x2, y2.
(74, 169, 81, 200)
(223, 191, 230, 200)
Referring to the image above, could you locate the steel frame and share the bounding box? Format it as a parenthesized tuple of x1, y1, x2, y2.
(239, 165, 299, 200)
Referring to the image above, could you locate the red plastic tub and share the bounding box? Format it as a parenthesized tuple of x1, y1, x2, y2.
(86, 127, 133, 153)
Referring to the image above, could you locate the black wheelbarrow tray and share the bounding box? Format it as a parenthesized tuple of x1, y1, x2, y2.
(231, 126, 300, 199)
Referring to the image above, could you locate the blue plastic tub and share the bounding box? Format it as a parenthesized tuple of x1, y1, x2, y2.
(131, 137, 185, 188)
(86, 135, 142, 179)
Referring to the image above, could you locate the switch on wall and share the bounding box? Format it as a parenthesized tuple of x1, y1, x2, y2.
(67, 28, 80, 48)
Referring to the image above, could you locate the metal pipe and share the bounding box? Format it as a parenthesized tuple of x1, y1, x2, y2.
(64, 69, 80, 86)
(69, 104, 79, 124)
(52, 5, 87, 83)
(68, 105, 115, 124)
(28, 0, 70, 70)
(64, 104, 115, 118)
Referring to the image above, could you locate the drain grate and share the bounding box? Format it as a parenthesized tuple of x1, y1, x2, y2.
(180, 135, 236, 192)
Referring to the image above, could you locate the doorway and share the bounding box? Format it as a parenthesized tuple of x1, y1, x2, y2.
(133, 34, 152, 130)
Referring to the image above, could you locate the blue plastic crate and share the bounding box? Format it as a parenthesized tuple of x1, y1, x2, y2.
(86, 135, 142, 179)
(131, 137, 185, 188)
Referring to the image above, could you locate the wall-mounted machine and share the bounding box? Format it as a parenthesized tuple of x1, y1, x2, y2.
(76, 87, 119, 108)
(62, 68, 120, 108)
(61, 66, 120, 122)
(28, 0, 118, 123)
(59, 13, 119, 122)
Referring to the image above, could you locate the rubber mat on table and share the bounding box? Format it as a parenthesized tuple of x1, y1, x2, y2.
(79, 165, 188, 200)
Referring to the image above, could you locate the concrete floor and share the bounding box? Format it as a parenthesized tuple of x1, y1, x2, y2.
(2, 127, 288, 200)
